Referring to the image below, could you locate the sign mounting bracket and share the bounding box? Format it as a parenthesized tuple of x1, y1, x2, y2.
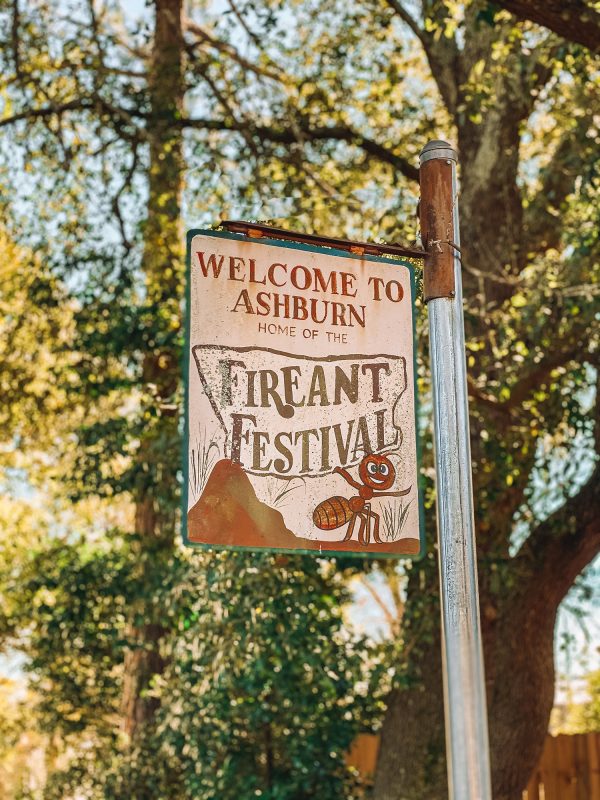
(220, 219, 427, 261)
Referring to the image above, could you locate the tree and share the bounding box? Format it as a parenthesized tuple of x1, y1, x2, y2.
(492, 1, 600, 51)
(0, 229, 133, 797)
(0, 0, 185, 745)
(0, 2, 598, 800)
(118, 0, 185, 742)
(105, 554, 374, 800)
(3, 536, 375, 799)
(0, 0, 360, 762)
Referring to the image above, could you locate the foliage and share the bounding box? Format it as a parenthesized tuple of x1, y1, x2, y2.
(553, 670, 600, 735)
(2, 534, 375, 799)
(0, 233, 75, 470)
(104, 554, 373, 800)
(571, 671, 600, 733)
(0, 678, 45, 799)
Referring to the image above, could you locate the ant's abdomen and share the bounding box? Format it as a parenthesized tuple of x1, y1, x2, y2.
(313, 496, 353, 530)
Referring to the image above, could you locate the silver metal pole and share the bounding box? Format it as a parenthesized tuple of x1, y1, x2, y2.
(419, 140, 493, 800)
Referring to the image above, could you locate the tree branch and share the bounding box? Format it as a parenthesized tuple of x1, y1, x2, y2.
(385, 0, 425, 42)
(0, 99, 92, 128)
(358, 575, 400, 637)
(225, 0, 265, 50)
(111, 141, 139, 254)
(180, 116, 420, 181)
(183, 17, 284, 82)
(523, 111, 595, 257)
(385, 0, 462, 114)
(467, 376, 512, 416)
(11, 0, 22, 79)
(493, 0, 600, 52)
(516, 462, 600, 606)
(468, 344, 583, 416)
(503, 346, 582, 410)
(421, 0, 463, 114)
(0, 98, 145, 141)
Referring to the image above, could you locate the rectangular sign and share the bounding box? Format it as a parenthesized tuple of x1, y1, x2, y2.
(183, 229, 424, 557)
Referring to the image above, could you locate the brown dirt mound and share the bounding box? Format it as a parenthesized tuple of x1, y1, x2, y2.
(187, 459, 420, 555)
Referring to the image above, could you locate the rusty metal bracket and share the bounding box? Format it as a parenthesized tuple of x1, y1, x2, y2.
(419, 141, 458, 302)
(220, 220, 427, 261)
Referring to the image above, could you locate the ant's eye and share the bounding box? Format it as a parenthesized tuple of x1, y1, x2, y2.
(379, 463, 389, 476)
(367, 461, 378, 475)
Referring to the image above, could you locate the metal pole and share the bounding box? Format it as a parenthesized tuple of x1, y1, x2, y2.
(419, 140, 493, 800)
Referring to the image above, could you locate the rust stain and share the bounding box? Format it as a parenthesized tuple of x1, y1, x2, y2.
(419, 159, 455, 301)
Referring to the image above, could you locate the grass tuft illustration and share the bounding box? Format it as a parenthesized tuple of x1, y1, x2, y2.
(262, 476, 306, 509)
(189, 428, 221, 501)
(380, 499, 412, 542)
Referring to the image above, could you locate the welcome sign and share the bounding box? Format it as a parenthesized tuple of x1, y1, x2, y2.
(183, 229, 423, 557)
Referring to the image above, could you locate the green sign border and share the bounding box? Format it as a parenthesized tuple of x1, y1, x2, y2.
(182, 228, 426, 560)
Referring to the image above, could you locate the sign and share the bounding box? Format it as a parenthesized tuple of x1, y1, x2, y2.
(183, 229, 423, 557)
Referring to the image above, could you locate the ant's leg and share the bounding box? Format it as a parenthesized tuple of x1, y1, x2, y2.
(371, 510, 381, 543)
(363, 504, 373, 545)
(343, 513, 358, 541)
(358, 511, 370, 546)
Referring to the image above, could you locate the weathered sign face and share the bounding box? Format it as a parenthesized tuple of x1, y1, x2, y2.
(184, 229, 423, 557)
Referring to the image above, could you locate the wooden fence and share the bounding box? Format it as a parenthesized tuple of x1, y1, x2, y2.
(524, 733, 600, 799)
(347, 732, 600, 798)
(346, 734, 379, 778)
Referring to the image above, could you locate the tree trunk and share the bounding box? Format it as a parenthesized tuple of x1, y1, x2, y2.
(373, 581, 558, 800)
(373, 635, 446, 799)
(485, 598, 557, 800)
(121, 0, 184, 740)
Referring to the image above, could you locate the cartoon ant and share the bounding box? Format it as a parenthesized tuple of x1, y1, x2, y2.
(313, 453, 411, 546)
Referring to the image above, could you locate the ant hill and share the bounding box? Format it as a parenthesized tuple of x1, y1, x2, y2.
(187, 459, 420, 556)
